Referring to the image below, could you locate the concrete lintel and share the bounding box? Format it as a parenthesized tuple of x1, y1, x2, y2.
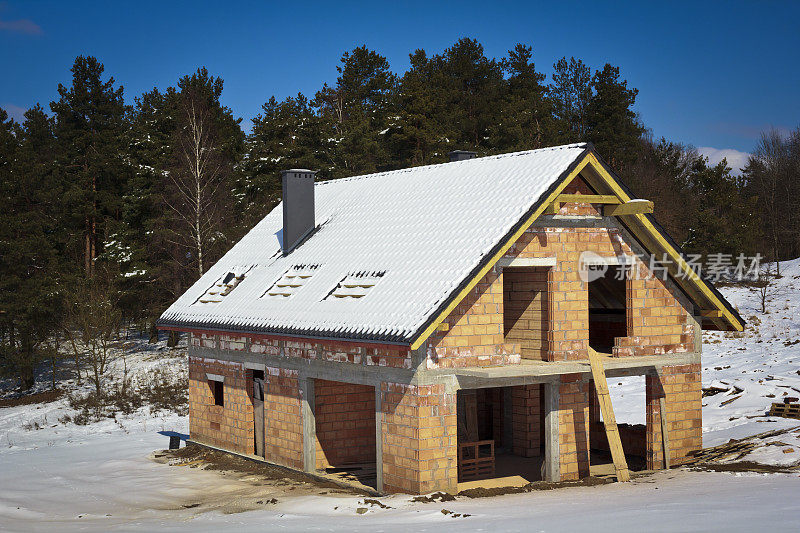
(205, 373, 224, 382)
(497, 256, 557, 268)
(243, 361, 265, 371)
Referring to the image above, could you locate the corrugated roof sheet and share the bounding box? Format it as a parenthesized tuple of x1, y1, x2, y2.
(158, 143, 589, 343)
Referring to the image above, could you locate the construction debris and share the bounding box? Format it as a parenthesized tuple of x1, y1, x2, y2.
(683, 426, 800, 465)
(768, 402, 800, 419)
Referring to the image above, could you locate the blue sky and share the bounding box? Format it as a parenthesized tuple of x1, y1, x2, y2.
(2, 1, 798, 170)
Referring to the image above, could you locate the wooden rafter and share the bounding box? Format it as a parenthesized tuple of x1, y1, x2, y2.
(555, 193, 621, 204)
(604, 200, 654, 216)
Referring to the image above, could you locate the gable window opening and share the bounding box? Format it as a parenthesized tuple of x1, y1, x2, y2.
(324, 271, 385, 300)
(263, 264, 319, 299)
(211, 379, 224, 407)
(588, 264, 628, 354)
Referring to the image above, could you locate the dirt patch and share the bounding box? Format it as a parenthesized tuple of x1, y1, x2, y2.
(411, 491, 457, 503)
(157, 443, 348, 490)
(0, 388, 62, 407)
(457, 475, 611, 498)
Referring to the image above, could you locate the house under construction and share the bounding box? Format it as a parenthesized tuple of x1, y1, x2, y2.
(158, 143, 743, 494)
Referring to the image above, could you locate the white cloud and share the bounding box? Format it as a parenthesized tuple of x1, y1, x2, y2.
(1, 103, 26, 123)
(697, 147, 751, 176)
(0, 17, 42, 35)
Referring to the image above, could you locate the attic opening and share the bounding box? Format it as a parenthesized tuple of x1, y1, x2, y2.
(195, 269, 250, 305)
(588, 265, 628, 354)
(324, 271, 385, 300)
(263, 265, 319, 299)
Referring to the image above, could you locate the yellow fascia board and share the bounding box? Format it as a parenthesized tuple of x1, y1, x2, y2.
(409, 155, 592, 350)
(581, 153, 743, 332)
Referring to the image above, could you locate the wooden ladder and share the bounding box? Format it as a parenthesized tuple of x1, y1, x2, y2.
(587, 347, 631, 482)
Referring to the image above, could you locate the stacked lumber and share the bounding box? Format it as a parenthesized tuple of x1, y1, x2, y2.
(768, 402, 800, 420)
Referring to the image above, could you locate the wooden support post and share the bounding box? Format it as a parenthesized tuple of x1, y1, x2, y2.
(543, 381, 560, 482)
(300, 377, 316, 473)
(587, 348, 631, 482)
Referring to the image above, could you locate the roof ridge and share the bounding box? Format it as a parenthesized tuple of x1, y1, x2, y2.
(315, 142, 589, 187)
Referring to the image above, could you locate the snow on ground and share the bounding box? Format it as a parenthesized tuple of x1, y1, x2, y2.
(2, 264, 800, 530)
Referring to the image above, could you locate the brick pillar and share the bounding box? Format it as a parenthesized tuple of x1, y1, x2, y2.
(547, 262, 589, 361)
(380, 382, 457, 494)
(263, 367, 303, 470)
(558, 373, 590, 480)
(646, 364, 702, 469)
(512, 384, 542, 457)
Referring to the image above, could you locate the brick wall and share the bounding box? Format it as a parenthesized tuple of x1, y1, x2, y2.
(427, 174, 696, 366)
(558, 374, 590, 480)
(380, 382, 457, 494)
(426, 266, 521, 369)
(315, 379, 375, 469)
(512, 384, 542, 457)
(263, 366, 304, 470)
(188, 356, 254, 455)
(646, 364, 702, 468)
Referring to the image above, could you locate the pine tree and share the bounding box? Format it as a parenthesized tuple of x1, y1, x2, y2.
(585, 64, 645, 169)
(550, 57, 592, 142)
(0, 106, 64, 389)
(241, 93, 322, 218)
(313, 46, 397, 178)
(50, 56, 130, 278)
(392, 49, 446, 166)
(496, 44, 553, 151)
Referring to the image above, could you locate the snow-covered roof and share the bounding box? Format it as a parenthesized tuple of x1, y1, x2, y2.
(158, 144, 591, 343)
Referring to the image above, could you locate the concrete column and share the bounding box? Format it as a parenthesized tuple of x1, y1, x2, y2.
(543, 380, 560, 482)
(375, 386, 384, 493)
(300, 377, 316, 473)
(502, 387, 513, 454)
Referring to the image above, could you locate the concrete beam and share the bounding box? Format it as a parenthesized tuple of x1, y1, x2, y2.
(497, 256, 557, 268)
(442, 353, 700, 386)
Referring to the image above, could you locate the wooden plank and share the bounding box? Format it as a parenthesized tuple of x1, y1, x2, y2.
(604, 200, 654, 216)
(659, 396, 671, 468)
(587, 347, 631, 482)
(556, 193, 622, 204)
(700, 310, 723, 318)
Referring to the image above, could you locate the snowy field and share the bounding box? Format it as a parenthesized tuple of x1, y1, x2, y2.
(1, 262, 800, 531)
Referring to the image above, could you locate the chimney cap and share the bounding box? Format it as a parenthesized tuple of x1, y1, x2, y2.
(281, 169, 317, 175)
(448, 150, 478, 162)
